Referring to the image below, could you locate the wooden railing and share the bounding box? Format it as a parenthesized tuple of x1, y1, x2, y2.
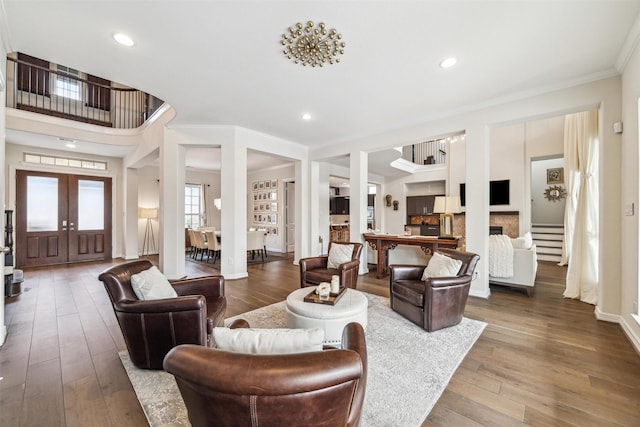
(6, 56, 163, 129)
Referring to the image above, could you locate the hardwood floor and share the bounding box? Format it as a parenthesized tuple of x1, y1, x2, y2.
(1, 256, 639, 426)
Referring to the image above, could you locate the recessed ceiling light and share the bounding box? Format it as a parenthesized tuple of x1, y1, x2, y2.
(65, 142, 76, 148)
(439, 57, 457, 68)
(113, 33, 134, 47)
(301, 113, 312, 121)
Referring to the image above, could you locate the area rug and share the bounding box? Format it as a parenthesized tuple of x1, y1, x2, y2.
(119, 293, 486, 427)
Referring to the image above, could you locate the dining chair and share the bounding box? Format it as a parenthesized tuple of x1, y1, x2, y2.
(247, 230, 266, 262)
(205, 229, 221, 263)
(191, 229, 208, 261)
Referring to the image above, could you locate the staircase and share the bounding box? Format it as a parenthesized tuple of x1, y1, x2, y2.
(531, 224, 564, 262)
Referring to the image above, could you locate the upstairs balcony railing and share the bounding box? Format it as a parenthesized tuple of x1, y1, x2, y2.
(401, 138, 448, 166)
(6, 55, 163, 129)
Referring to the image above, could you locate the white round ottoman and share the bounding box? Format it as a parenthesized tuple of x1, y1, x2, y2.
(285, 287, 368, 345)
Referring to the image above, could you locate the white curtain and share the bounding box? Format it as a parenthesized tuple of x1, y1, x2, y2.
(201, 184, 209, 227)
(561, 109, 599, 304)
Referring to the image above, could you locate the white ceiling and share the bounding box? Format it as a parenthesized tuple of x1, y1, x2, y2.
(2, 1, 640, 173)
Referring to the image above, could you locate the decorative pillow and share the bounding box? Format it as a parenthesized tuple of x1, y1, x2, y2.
(212, 327, 325, 354)
(421, 252, 464, 280)
(511, 232, 533, 249)
(327, 244, 355, 269)
(130, 266, 178, 300)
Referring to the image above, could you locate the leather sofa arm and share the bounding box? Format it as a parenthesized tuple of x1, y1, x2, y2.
(172, 275, 224, 298)
(114, 295, 205, 314)
(389, 265, 424, 281)
(341, 322, 367, 427)
(338, 259, 360, 272)
(299, 256, 329, 271)
(427, 275, 472, 288)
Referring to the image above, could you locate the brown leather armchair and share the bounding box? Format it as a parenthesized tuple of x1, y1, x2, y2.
(389, 248, 480, 332)
(98, 260, 226, 370)
(163, 322, 367, 427)
(299, 242, 363, 289)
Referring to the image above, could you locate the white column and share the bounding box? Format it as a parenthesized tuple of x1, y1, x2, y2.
(123, 168, 139, 259)
(159, 136, 186, 279)
(220, 137, 248, 279)
(349, 151, 368, 274)
(310, 161, 330, 256)
(295, 159, 310, 261)
(465, 124, 490, 298)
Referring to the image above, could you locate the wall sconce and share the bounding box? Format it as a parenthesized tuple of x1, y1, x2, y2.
(385, 194, 392, 207)
(392, 200, 399, 210)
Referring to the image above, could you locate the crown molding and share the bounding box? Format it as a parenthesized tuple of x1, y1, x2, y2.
(616, 12, 640, 72)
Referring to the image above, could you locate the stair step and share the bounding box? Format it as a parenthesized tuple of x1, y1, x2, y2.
(532, 232, 564, 241)
(532, 226, 564, 234)
(537, 253, 562, 262)
(533, 240, 563, 248)
(536, 246, 562, 255)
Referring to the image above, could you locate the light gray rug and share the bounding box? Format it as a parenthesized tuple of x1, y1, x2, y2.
(119, 293, 486, 427)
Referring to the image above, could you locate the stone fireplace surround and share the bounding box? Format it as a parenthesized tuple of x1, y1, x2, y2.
(452, 211, 520, 240)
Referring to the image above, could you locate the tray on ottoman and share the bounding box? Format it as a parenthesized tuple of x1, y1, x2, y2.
(304, 286, 346, 305)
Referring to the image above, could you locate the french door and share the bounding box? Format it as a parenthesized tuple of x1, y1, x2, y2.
(15, 170, 112, 267)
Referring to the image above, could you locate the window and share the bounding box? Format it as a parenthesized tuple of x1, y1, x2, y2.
(55, 65, 81, 100)
(185, 184, 202, 228)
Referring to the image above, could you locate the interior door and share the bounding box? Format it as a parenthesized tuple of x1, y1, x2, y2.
(285, 181, 296, 253)
(16, 170, 112, 267)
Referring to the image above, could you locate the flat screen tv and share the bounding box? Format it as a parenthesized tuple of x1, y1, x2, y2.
(460, 180, 510, 206)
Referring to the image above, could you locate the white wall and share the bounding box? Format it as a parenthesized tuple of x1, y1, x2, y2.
(247, 164, 295, 253)
(619, 35, 640, 352)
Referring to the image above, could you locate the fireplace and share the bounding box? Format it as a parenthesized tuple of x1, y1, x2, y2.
(489, 225, 503, 235)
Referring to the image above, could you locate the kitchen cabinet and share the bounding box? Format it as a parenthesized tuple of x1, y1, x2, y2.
(330, 196, 349, 214)
(406, 195, 442, 215)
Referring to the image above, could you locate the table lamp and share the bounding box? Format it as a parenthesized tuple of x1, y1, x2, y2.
(433, 196, 461, 238)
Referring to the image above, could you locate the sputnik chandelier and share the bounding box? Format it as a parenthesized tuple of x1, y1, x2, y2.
(281, 21, 345, 67)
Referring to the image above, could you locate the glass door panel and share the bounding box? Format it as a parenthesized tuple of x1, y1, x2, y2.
(26, 176, 58, 231)
(78, 179, 104, 230)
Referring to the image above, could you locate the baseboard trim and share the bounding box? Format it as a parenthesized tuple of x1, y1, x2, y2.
(594, 305, 621, 323)
(621, 316, 640, 356)
(595, 307, 640, 356)
(1, 325, 7, 346)
(223, 272, 249, 280)
(469, 288, 491, 299)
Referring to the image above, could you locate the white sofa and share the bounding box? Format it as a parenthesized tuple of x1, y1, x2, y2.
(489, 244, 538, 296)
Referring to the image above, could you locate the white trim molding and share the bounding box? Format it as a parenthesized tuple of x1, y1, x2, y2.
(594, 305, 621, 323)
(469, 288, 491, 299)
(621, 316, 640, 356)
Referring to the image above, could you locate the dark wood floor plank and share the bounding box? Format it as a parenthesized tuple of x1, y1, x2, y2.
(1, 256, 639, 426)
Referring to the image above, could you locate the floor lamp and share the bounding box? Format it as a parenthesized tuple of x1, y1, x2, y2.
(433, 196, 461, 238)
(139, 207, 158, 256)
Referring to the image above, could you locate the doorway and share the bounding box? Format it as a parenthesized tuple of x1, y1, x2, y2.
(15, 170, 112, 267)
